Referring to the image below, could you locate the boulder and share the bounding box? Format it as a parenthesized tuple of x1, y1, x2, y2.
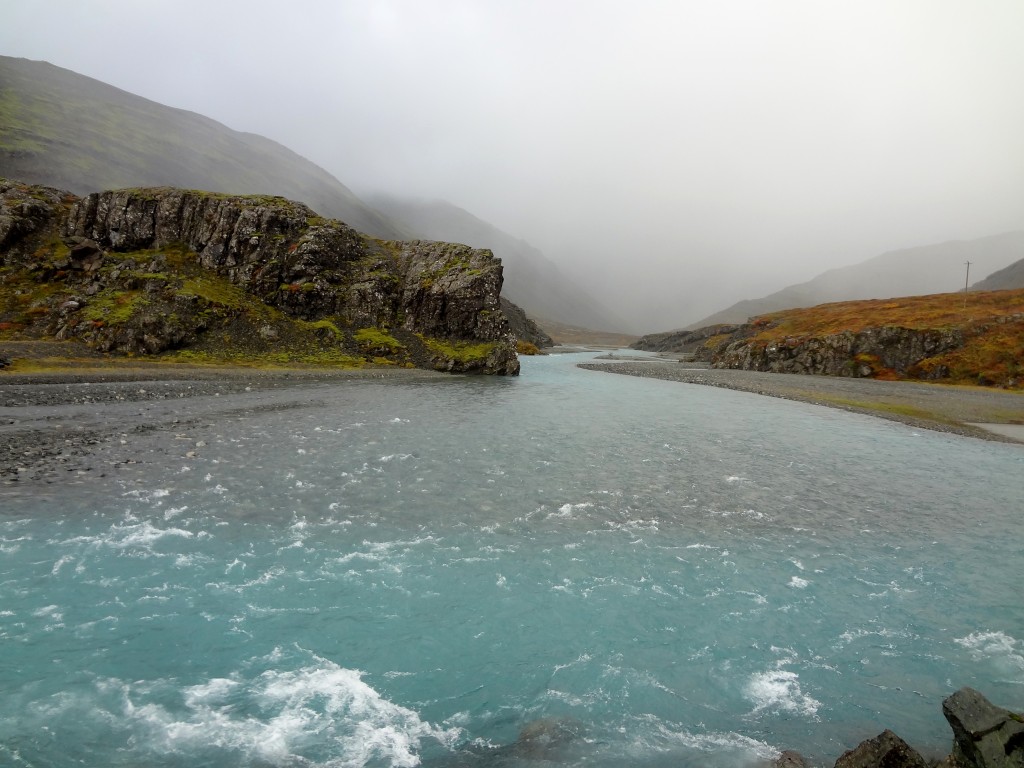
(833, 729, 927, 768)
(942, 687, 1024, 768)
(775, 749, 811, 768)
(510, 716, 584, 760)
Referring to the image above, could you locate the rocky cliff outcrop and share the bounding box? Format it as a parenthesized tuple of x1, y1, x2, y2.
(501, 296, 554, 348)
(713, 326, 965, 378)
(631, 323, 740, 355)
(664, 290, 1024, 388)
(0, 179, 519, 374)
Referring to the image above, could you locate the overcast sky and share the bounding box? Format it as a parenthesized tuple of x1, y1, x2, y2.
(4, 0, 1023, 330)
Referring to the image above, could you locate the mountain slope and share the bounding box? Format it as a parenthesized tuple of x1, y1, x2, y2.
(686, 231, 1024, 329)
(971, 257, 1024, 291)
(0, 56, 405, 239)
(367, 195, 629, 335)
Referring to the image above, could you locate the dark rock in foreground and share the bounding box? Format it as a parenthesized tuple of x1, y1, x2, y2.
(774, 749, 811, 768)
(943, 687, 1024, 768)
(770, 689, 1022, 768)
(833, 730, 927, 768)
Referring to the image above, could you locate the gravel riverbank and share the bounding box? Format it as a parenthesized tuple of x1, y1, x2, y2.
(579, 361, 1024, 444)
(0, 366, 444, 489)
(4, 360, 1022, 491)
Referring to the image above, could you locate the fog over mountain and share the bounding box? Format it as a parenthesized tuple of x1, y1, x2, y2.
(367, 195, 630, 333)
(686, 231, 1024, 329)
(3, 1, 1023, 332)
(0, 57, 406, 240)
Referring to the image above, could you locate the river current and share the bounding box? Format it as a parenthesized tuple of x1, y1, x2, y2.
(2, 352, 1022, 768)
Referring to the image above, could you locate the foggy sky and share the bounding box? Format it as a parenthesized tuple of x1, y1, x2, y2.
(4, 0, 1023, 331)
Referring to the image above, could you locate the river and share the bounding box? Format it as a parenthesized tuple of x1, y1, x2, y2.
(2, 352, 1022, 767)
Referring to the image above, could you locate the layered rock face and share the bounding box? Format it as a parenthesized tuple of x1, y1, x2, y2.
(0, 180, 519, 374)
(713, 326, 964, 378)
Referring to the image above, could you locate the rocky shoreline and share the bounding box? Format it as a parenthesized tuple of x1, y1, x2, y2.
(578, 361, 1024, 444)
(774, 688, 1023, 768)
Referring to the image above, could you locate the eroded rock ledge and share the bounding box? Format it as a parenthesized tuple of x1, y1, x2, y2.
(0, 179, 520, 374)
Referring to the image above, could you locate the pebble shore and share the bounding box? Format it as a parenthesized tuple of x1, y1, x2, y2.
(578, 361, 1024, 443)
(0, 366, 443, 488)
(4, 361, 1022, 490)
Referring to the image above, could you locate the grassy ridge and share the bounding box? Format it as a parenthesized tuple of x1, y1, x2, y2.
(750, 289, 1024, 337)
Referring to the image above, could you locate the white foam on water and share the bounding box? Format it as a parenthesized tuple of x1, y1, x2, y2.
(744, 651, 821, 719)
(32, 604, 62, 620)
(788, 576, 809, 589)
(605, 519, 659, 534)
(623, 714, 779, 764)
(737, 590, 768, 605)
(955, 631, 1024, 681)
(834, 626, 911, 648)
(709, 508, 772, 521)
(51, 554, 75, 575)
(96, 661, 461, 767)
(64, 520, 195, 553)
(163, 505, 189, 520)
(745, 669, 820, 718)
(554, 502, 594, 518)
(122, 488, 171, 502)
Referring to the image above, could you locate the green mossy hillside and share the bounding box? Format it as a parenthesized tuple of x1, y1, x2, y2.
(0, 179, 520, 374)
(3, 240, 455, 370)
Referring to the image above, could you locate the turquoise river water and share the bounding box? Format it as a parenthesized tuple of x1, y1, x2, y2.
(1, 352, 1023, 768)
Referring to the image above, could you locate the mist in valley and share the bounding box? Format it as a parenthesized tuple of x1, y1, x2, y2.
(3, 1, 1023, 333)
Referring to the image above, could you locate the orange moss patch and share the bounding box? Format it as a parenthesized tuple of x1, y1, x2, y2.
(738, 289, 1024, 388)
(750, 289, 1024, 342)
(938, 317, 1024, 386)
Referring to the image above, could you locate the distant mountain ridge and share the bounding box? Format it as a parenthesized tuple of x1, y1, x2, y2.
(0, 55, 405, 239)
(367, 195, 629, 335)
(685, 231, 1024, 330)
(971, 257, 1024, 291)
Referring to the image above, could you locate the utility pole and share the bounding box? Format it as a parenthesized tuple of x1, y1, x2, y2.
(963, 261, 971, 309)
